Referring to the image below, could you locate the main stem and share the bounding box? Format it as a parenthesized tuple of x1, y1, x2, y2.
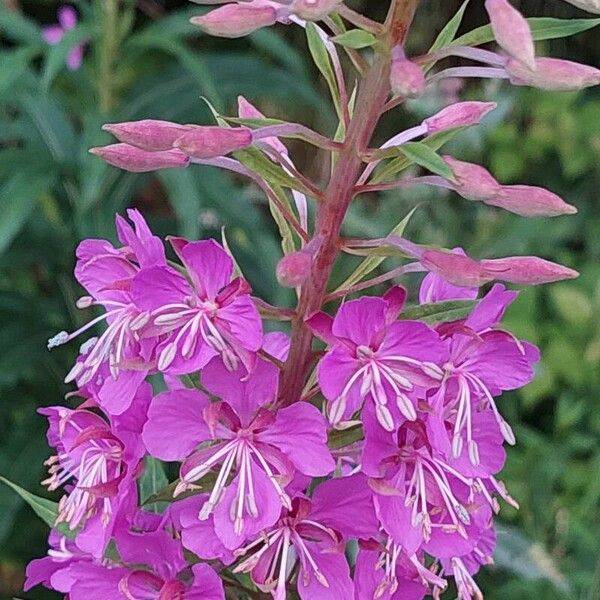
(278, 1, 419, 406)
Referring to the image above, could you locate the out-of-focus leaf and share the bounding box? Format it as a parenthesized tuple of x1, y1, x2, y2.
(0, 9, 43, 45)
(453, 17, 600, 47)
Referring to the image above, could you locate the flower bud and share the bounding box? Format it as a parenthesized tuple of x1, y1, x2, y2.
(174, 126, 253, 159)
(424, 102, 497, 134)
(290, 0, 343, 20)
(390, 54, 426, 98)
(421, 249, 493, 288)
(190, 4, 277, 38)
(443, 156, 502, 202)
(561, 0, 600, 13)
(485, 0, 536, 70)
(506, 57, 600, 91)
(89, 144, 189, 172)
(102, 120, 193, 152)
(276, 250, 312, 288)
(488, 185, 577, 217)
(238, 95, 288, 155)
(481, 257, 579, 284)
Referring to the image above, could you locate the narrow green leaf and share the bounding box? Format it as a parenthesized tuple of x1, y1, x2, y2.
(139, 457, 169, 513)
(328, 425, 363, 450)
(335, 207, 419, 292)
(0, 476, 58, 529)
(400, 300, 477, 325)
(225, 117, 287, 128)
(143, 473, 217, 506)
(429, 0, 471, 52)
(452, 17, 600, 48)
(331, 29, 377, 49)
(397, 142, 456, 181)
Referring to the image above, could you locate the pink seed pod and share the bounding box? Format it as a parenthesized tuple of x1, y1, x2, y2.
(89, 144, 190, 172)
(290, 0, 344, 20)
(488, 185, 577, 217)
(424, 102, 497, 134)
(190, 4, 278, 38)
(276, 250, 312, 288)
(485, 0, 536, 70)
(102, 120, 193, 152)
(174, 126, 253, 159)
(443, 156, 502, 202)
(390, 55, 426, 98)
(506, 56, 600, 91)
(481, 256, 579, 284)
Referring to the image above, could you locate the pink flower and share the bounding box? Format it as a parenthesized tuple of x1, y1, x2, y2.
(308, 287, 446, 432)
(42, 6, 84, 71)
(132, 238, 262, 374)
(142, 335, 335, 549)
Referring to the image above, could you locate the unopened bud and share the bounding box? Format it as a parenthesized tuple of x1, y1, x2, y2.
(89, 144, 189, 172)
(444, 156, 501, 202)
(488, 185, 577, 217)
(291, 0, 343, 20)
(390, 51, 426, 98)
(190, 5, 278, 38)
(485, 0, 536, 70)
(102, 120, 193, 152)
(506, 57, 600, 91)
(276, 250, 312, 288)
(421, 249, 493, 288)
(481, 256, 579, 285)
(174, 126, 252, 159)
(424, 101, 497, 134)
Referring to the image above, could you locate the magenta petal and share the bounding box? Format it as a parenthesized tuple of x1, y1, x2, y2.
(65, 563, 126, 600)
(465, 283, 516, 332)
(66, 44, 84, 70)
(306, 311, 336, 345)
(216, 295, 263, 352)
(98, 368, 147, 416)
(310, 474, 379, 539)
(42, 24, 64, 44)
(116, 209, 166, 268)
(58, 6, 78, 30)
(380, 320, 446, 363)
(375, 494, 423, 555)
(332, 297, 387, 345)
(318, 345, 360, 401)
(24, 556, 66, 592)
(131, 266, 191, 312)
(258, 402, 334, 477)
(213, 461, 282, 550)
(298, 543, 354, 600)
(189, 563, 226, 600)
(142, 389, 211, 461)
(182, 239, 233, 300)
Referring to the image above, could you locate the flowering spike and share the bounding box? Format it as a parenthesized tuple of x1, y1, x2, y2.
(485, 0, 536, 70)
(174, 126, 253, 159)
(190, 5, 278, 38)
(89, 144, 189, 172)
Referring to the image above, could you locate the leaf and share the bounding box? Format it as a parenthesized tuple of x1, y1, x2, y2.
(397, 142, 456, 181)
(334, 207, 419, 292)
(400, 300, 477, 325)
(328, 425, 363, 450)
(0, 9, 43, 45)
(429, 0, 471, 52)
(0, 173, 55, 255)
(159, 169, 202, 239)
(331, 29, 377, 49)
(143, 472, 217, 506)
(0, 476, 58, 530)
(139, 457, 169, 513)
(452, 17, 600, 48)
(305, 22, 342, 120)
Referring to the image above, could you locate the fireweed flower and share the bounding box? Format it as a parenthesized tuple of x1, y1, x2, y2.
(132, 238, 262, 374)
(38, 382, 150, 556)
(142, 334, 335, 548)
(42, 5, 84, 70)
(233, 474, 378, 600)
(47, 210, 164, 414)
(309, 287, 446, 432)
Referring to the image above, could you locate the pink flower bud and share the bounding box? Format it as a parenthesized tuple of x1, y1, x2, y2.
(102, 120, 193, 152)
(190, 5, 277, 38)
(488, 185, 577, 217)
(443, 156, 501, 202)
(424, 102, 497, 134)
(481, 257, 579, 284)
(238, 95, 288, 155)
(276, 250, 312, 288)
(485, 0, 536, 70)
(89, 144, 189, 172)
(506, 57, 600, 91)
(421, 249, 493, 287)
(290, 0, 343, 20)
(390, 55, 426, 98)
(174, 126, 253, 159)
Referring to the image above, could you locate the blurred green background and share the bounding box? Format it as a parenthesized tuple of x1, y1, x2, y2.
(0, 1, 598, 598)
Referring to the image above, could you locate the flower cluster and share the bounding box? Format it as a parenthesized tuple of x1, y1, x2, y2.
(21, 0, 599, 598)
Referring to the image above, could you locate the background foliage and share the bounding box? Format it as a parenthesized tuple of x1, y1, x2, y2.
(0, 1, 598, 598)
